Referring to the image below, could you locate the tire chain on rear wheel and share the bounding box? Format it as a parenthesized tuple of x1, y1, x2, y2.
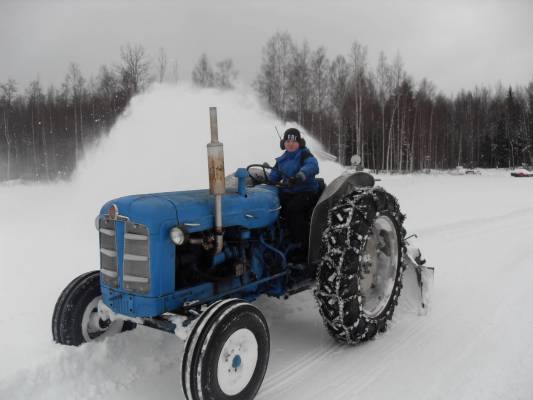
(314, 186, 407, 344)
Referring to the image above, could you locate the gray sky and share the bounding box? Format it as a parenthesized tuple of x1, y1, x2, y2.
(1, 0, 532, 95)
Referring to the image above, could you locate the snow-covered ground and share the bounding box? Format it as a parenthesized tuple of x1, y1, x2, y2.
(1, 84, 533, 400)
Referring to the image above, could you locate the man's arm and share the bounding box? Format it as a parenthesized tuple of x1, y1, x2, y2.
(269, 163, 282, 182)
(299, 153, 319, 179)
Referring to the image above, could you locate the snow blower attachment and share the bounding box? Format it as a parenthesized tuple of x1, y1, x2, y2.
(51, 108, 433, 400)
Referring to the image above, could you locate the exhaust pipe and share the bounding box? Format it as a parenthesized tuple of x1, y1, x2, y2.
(207, 107, 225, 253)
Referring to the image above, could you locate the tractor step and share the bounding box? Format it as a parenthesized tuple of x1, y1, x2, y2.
(286, 263, 316, 295)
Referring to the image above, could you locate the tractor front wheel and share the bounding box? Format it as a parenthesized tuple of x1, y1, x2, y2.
(52, 270, 135, 346)
(181, 299, 270, 400)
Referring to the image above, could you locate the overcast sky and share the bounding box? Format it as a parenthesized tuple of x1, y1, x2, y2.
(1, 0, 532, 95)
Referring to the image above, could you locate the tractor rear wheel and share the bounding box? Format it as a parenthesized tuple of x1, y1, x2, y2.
(314, 187, 407, 344)
(182, 299, 270, 400)
(52, 270, 135, 346)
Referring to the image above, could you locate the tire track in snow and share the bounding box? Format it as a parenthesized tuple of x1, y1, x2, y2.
(258, 343, 338, 398)
(258, 298, 431, 400)
(319, 316, 432, 400)
(257, 209, 533, 400)
(325, 211, 533, 400)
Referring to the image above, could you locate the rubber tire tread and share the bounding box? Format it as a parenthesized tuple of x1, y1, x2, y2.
(200, 303, 269, 400)
(181, 299, 243, 400)
(52, 270, 100, 345)
(182, 300, 270, 400)
(314, 186, 407, 344)
(52, 270, 134, 345)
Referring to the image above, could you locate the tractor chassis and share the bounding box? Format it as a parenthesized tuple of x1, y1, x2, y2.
(97, 268, 314, 338)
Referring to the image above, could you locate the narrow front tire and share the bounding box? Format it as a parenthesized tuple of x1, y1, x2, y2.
(182, 299, 270, 400)
(52, 270, 133, 346)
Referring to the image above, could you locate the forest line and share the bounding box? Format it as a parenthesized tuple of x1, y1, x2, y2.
(1, 33, 532, 181)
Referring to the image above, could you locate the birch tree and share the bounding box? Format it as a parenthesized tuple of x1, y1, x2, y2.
(1, 79, 17, 180)
(309, 46, 330, 140)
(27, 79, 44, 179)
(214, 58, 238, 89)
(157, 47, 168, 83)
(349, 41, 368, 166)
(118, 44, 151, 97)
(289, 41, 311, 125)
(66, 63, 86, 163)
(376, 52, 391, 170)
(255, 32, 295, 120)
(192, 54, 214, 87)
(329, 55, 350, 164)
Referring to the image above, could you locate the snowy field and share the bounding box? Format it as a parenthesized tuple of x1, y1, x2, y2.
(1, 84, 533, 400)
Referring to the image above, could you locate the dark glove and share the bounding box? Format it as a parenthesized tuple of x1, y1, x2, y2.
(288, 171, 306, 187)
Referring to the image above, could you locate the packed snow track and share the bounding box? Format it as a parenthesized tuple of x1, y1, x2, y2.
(1, 85, 532, 400)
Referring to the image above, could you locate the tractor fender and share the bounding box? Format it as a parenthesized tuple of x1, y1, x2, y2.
(308, 172, 375, 266)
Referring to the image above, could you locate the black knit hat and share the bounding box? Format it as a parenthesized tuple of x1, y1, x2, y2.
(280, 128, 305, 150)
(283, 128, 301, 142)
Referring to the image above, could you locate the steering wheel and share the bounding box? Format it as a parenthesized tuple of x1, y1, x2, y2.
(245, 163, 289, 187)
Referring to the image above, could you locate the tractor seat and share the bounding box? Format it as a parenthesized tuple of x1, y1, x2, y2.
(316, 178, 326, 198)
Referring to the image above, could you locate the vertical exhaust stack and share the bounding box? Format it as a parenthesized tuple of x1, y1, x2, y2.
(207, 107, 225, 253)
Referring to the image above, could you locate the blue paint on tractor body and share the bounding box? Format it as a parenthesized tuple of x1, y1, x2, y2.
(97, 174, 294, 318)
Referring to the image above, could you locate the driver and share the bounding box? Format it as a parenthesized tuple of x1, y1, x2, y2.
(269, 128, 320, 262)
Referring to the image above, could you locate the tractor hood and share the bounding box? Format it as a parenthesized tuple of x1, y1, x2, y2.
(99, 186, 280, 234)
(99, 194, 178, 236)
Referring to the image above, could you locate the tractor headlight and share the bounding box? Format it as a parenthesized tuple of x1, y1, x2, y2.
(170, 227, 186, 245)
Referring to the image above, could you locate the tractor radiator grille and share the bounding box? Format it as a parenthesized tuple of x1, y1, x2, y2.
(123, 221, 150, 294)
(99, 219, 118, 287)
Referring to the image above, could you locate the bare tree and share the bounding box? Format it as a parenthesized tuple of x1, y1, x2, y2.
(1, 79, 17, 180)
(309, 47, 330, 139)
(26, 79, 45, 179)
(66, 63, 86, 164)
(255, 32, 295, 120)
(329, 55, 350, 164)
(289, 40, 312, 125)
(98, 65, 119, 115)
(118, 43, 151, 97)
(417, 78, 436, 170)
(171, 59, 179, 83)
(157, 47, 168, 83)
(350, 41, 368, 165)
(388, 53, 404, 170)
(214, 58, 238, 89)
(376, 51, 391, 170)
(192, 54, 214, 87)
(45, 85, 58, 176)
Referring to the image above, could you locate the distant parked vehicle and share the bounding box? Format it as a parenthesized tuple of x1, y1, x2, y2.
(511, 167, 533, 177)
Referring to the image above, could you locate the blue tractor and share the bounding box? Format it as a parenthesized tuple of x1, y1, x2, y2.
(52, 108, 432, 400)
